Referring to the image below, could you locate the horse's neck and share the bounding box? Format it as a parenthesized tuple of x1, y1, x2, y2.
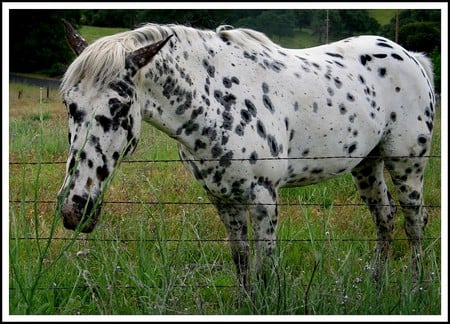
(138, 37, 216, 151)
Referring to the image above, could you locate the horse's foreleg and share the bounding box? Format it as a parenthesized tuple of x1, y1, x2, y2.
(212, 198, 250, 289)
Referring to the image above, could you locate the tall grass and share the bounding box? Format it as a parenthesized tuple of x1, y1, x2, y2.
(8, 79, 442, 317)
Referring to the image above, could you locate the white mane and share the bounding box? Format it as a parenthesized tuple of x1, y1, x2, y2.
(60, 24, 280, 94)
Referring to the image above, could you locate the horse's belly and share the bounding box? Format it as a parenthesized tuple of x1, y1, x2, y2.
(280, 156, 363, 188)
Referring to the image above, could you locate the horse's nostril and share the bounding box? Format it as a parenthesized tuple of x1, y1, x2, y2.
(72, 194, 93, 213)
(60, 194, 100, 232)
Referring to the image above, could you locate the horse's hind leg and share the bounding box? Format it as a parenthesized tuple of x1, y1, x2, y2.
(209, 196, 250, 289)
(247, 183, 279, 285)
(385, 156, 429, 281)
(351, 153, 397, 282)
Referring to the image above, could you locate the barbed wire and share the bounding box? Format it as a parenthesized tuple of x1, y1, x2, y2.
(8, 154, 442, 165)
(9, 236, 440, 243)
(10, 277, 438, 293)
(8, 199, 441, 209)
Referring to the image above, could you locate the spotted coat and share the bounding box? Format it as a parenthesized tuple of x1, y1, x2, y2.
(59, 23, 435, 287)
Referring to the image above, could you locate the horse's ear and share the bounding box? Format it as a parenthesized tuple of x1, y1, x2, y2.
(62, 19, 88, 56)
(127, 34, 174, 70)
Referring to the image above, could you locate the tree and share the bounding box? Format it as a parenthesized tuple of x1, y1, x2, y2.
(337, 10, 380, 38)
(398, 22, 440, 53)
(9, 10, 82, 76)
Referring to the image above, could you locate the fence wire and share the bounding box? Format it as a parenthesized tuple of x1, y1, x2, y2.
(8, 155, 442, 293)
(8, 154, 442, 165)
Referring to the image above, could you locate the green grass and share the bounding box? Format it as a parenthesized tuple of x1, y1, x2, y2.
(8, 81, 442, 316)
(368, 9, 399, 26)
(79, 25, 129, 43)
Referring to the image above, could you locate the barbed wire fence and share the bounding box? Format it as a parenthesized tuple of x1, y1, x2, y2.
(8, 155, 442, 292)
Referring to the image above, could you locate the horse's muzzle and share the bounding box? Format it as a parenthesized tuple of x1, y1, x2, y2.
(59, 194, 101, 233)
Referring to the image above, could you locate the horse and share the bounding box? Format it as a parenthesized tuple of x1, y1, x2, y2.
(58, 20, 435, 288)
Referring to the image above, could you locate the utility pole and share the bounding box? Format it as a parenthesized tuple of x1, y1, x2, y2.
(395, 9, 399, 43)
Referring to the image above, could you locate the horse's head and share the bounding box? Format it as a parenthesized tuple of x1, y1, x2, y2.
(58, 20, 172, 233)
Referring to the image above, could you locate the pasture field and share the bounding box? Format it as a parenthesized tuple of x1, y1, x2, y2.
(7, 75, 443, 317)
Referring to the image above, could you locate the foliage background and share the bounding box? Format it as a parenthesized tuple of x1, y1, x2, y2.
(8, 9, 441, 92)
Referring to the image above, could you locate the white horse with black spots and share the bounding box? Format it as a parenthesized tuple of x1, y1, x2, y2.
(58, 20, 435, 288)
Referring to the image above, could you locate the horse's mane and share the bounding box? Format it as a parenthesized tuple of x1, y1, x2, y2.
(60, 23, 279, 94)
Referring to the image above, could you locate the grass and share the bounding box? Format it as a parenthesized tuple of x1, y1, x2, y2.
(79, 25, 129, 43)
(7, 77, 443, 317)
(5, 15, 444, 317)
(367, 9, 398, 26)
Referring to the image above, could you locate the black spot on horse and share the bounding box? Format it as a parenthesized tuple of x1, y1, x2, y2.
(240, 109, 252, 124)
(326, 52, 344, 59)
(223, 77, 232, 88)
(109, 79, 134, 98)
(109, 98, 130, 118)
(212, 171, 222, 183)
(376, 42, 393, 48)
(243, 51, 257, 61)
(95, 115, 112, 132)
(256, 120, 266, 139)
(68, 103, 85, 124)
(211, 143, 223, 158)
(96, 164, 109, 181)
(214, 90, 237, 111)
(378, 68, 387, 77)
(270, 60, 286, 72)
(312, 102, 318, 113)
(201, 126, 217, 141)
(391, 53, 403, 61)
(202, 59, 215, 78)
(262, 95, 274, 113)
(408, 190, 420, 200)
(390, 112, 397, 122)
(267, 135, 279, 157)
(334, 77, 342, 88)
(177, 120, 199, 135)
(244, 99, 257, 117)
(360, 54, 372, 66)
(194, 139, 207, 151)
(417, 135, 427, 146)
(162, 76, 177, 99)
(220, 151, 233, 167)
(347, 142, 357, 154)
(235, 125, 244, 136)
(222, 111, 233, 130)
(249, 151, 258, 164)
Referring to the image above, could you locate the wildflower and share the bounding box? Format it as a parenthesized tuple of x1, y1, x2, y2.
(76, 248, 90, 258)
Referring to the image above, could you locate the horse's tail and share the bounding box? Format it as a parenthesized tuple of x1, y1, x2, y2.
(411, 52, 435, 89)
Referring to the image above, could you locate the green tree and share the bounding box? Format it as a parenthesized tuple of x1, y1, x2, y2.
(337, 10, 380, 38)
(398, 22, 440, 53)
(81, 9, 135, 28)
(9, 10, 82, 76)
(430, 47, 441, 94)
